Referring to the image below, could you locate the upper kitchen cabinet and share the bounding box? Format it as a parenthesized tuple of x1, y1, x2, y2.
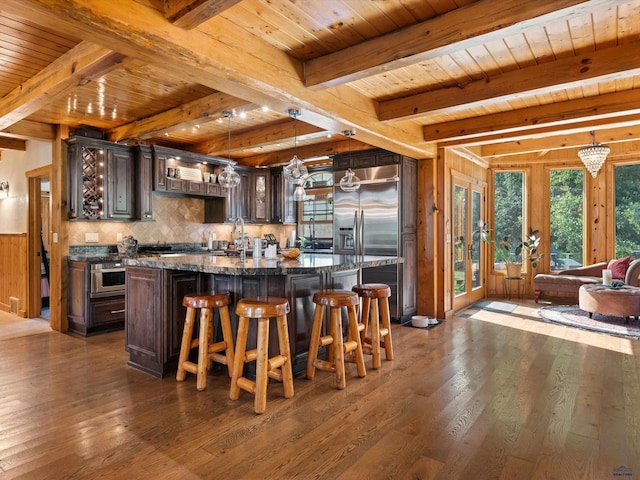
(270, 167, 296, 224)
(251, 170, 270, 223)
(66, 136, 134, 221)
(332, 148, 400, 171)
(152, 145, 228, 199)
(135, 146, 154, 221)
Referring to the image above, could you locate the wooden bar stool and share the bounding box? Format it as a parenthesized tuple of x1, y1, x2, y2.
(352, 283, 394, 369)
(306, 290, 366, 389)
(176, 292, 234, 391)
(230, 297, 294, 414)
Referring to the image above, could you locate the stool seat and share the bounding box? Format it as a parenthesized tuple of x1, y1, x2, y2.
(176, 291, 234, 391)
(235, 296, 290, 318)
(307, 290, 366, 389)
(352, 283, 394, 369)
(352, 283, 391, 299)
(230, 297, 294, 414)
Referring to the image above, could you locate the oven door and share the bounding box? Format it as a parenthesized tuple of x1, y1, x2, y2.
(91, 268, 126, 298)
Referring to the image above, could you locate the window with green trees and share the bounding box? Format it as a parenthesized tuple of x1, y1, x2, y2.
(614, 163, 640, 259)
(493, 171, 523, 270)
(549, 169, 584, 270)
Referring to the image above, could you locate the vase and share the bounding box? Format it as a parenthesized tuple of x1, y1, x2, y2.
(506, 263, 522, 278)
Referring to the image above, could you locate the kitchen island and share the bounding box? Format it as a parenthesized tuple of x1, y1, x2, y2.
(123, 253, 401, 377)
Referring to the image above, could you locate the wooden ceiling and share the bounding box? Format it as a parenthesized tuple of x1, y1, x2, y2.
(2, 0, 640, 166)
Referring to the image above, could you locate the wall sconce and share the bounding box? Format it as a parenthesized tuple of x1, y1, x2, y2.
(0, 181, 9, 198)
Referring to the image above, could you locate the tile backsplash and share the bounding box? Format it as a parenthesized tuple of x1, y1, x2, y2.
(69, 195, 295, 248)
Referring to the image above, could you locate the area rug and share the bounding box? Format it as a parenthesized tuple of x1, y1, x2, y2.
(537, 305, 640, 339)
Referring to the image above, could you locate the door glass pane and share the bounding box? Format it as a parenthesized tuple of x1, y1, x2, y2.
(453, 185, 467, 296)
(493, 172, 523, 270)
(615, 164, 640, 260)
(550, 169, 584, 270)
(472, 190, 481, 289)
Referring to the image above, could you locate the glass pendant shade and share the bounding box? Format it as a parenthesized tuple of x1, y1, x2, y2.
(578, 131, 610, 178)
(293, 185, 307, 201)
(283, 155, 308, 185)
(218, 164, 241, 188)
(218, 110, 240, 188)
(339, 168, 361, 192)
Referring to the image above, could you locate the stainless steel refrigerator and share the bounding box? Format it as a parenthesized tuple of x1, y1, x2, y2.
(333, 164, 403, 319)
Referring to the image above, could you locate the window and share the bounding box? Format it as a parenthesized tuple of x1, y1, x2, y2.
(493, 171, 523, 270)
(614, 163, 640, 259)
(549, 169, 584, 270)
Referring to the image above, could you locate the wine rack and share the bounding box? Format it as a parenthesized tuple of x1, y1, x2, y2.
(81, 146, 104, 218)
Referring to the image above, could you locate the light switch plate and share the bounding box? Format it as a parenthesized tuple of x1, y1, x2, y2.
(85, 232, 99, 243)
(116, 233, 123, 242)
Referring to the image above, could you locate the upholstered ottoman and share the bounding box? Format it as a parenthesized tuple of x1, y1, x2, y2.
(578, 284, 640, 324)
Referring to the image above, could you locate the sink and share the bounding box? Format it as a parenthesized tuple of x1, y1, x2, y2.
(158, 253, 188, 257)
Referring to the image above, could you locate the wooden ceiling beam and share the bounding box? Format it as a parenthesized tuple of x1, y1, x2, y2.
(425, 89, 640, 142)
(441, 113, 640, 148)
(480, 124, 640, 158)
(107, 93, 256, 142)
(0, 40, 126, 131)
(243, 139, 371, 167)
(1, 120, 56, 140)
(192, 119, 327, 156)
(2, 0, 432, 159)
(380, 43, 640, 122)
(304, 0, 613, 89)
(0, 135, 26, 150)
(164, 0, 241, 29)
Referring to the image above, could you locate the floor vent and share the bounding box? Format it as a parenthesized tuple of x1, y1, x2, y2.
(9, 297, 20, 314)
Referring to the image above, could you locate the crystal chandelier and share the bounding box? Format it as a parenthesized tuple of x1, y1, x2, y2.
(217, 111, 241, 189)
(339, 130, 361, 192)
(283, 109, 308, 186)
(578, 131, 610, 178)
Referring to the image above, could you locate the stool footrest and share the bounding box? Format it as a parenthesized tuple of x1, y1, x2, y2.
(268, 369, 283, 382)
(208, 340, 228, 354)
(268, 355, 286, 370)
(211, 353, 228, 365)
(189, 338, 199, 349)
(319, 335, 333, 347)
(245, 349, 258, 362)
(180, 361, 198, 375)
(361, 344, 373, 355)
(343, 340, 357, 353)
(237, 377, 256, 394)
(313, 359, 336, 373)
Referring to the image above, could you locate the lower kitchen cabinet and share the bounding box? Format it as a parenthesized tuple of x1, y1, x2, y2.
(67, 260, 125, 336)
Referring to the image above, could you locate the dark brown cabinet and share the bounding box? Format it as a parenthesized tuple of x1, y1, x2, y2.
(105, 145, 135, 220)
(270, 167, 296, 224)
(67, 260, 125, 336)
(332, 148, 399, 171)
(135, 146, 154, 221)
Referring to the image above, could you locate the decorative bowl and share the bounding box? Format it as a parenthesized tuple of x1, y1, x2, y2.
(282, 248, 301, 259)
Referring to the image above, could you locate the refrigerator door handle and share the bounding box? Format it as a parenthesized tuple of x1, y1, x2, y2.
(359, 210, 365, 256)
(353, 210, 359, 255)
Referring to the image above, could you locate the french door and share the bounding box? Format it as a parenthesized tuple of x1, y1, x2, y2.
(452, 174, 486, 310)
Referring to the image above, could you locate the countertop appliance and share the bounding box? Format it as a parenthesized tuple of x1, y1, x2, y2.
(333, 164, 404, 319)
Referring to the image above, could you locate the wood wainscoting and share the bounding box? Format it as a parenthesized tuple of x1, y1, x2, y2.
(0, 233, 28, 316)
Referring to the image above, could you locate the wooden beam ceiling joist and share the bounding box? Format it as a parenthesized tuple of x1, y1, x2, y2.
(164, 0, 241, 29)
(0, 135, 26, 150)
(380, 43, 640, 122)
(304, 0, 614, 89)
(108, 94, 256, 143)
(425, 88, 640, 143)
(1, 120, 56, 140)
(481, 124, 640, 158)
(244, 139, 372, 167)
(192, 120, 327, 156)
(0, 41, 126, 131)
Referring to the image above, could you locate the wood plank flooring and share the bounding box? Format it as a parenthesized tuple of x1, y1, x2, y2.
(1, 301, 639, 479)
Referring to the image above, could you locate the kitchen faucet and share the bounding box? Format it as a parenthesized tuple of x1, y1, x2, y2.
(232, 216, 246, 260)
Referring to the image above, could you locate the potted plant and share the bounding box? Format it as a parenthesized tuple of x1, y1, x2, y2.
(477, 222, 544, 276)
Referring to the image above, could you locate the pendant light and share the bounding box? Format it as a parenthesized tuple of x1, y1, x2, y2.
(293, 185, 307, 202)
(339, 130, 361, 192)
(283, 109, 308, 186)
(578, 130, 610, 178)
(218, 111, 241, 189)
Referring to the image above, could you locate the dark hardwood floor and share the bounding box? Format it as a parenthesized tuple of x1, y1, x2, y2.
(1, 301, 639, 479)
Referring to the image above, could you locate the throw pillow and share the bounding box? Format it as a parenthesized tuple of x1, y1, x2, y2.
(608, 256, 631, 279)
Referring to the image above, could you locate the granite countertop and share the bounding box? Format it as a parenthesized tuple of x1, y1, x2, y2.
(122, 253, 402, 275)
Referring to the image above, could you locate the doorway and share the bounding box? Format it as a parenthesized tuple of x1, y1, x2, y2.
(26, 166, 52, 321)
(452, 173, 487, 311)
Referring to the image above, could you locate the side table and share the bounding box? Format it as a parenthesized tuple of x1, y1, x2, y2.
(504, 276, 524, 300)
